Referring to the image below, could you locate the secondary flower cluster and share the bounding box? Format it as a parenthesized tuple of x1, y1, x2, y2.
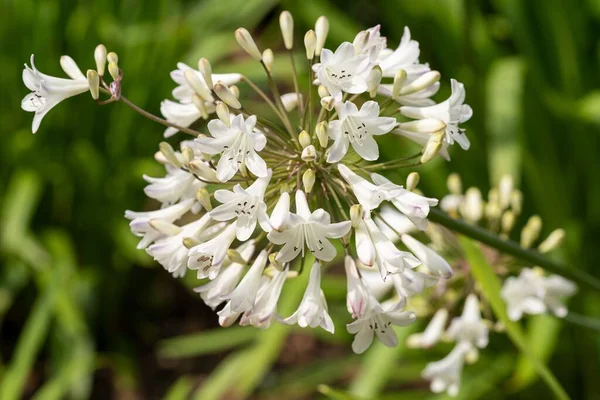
(21, 11, 480, 395)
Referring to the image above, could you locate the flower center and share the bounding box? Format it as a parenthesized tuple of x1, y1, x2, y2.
(223, 133, 251, 166)
(341, 116, 368, 145)
(325, 65, 354, 85)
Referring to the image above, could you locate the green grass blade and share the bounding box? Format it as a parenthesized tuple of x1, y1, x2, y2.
(157, 327, 257, 359)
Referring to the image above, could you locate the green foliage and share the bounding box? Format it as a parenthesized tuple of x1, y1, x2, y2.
(1, 0, 599, 398)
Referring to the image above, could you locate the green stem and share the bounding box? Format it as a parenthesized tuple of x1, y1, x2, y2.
(429, 208, 600, 293)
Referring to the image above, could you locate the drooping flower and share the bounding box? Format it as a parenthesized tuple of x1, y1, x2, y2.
(283, 262, 335, 333)
(224, 250, 269, 314)
(267, 191, 351, 263)
(400, 234, 453, 278)
(195, 114, 268, 182)
(422, 341, 471, 397)
(210, 170, 272, 240)
(143, 164, 204, 206)
(446, 294, 489, 349)
(21, 55, 90, 133)
(160, 100, 215, 138)
(407, 308, 449, 349)
(187, 223, 238, 279)
(337, 164, 389, 210)
(400, 79, 473, 150)
(313, 42, 370, 98)
(326, 101, 397, 163)
(240, 267, 288, 328)
(377, 27, 431, 79)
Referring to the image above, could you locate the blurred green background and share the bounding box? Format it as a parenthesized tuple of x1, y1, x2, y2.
(1, 0, 600, 398)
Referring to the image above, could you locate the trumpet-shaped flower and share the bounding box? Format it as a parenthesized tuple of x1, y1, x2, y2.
(401, 234, 453, 278)
(422, 341, 471, 397)
(187, 223, 238, 279)
(446, 294, 489, 349)
(143, 165, 204, 206)
(195, 114, 268, 182)
(240, 267, 288, 328)
(267, 191, 351, 263)
(313, 42, 370, 98)
(407, 308, 449, 349)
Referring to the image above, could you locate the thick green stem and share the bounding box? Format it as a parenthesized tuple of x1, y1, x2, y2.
(428, 208, 600, 293)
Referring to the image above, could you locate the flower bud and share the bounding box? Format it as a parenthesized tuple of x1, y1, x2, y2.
(315, 16, 329, 56)
(230, 85, 240, 99)
(185, 69, 214, 102)
(154, 151, 168, 164)
(501, 210, 515, 234)
(304, 30, 317, 60)
(465, 348, 480, 364)
(227, 249, 248, 265)
(198, 58, 213, 89)
(108, 61, 119, 81)
(301, 145, 317, 162)
(498, 175, 513, 211)
(159, 141, 182, 168)
(86, 70, 100, 100)
(315, 121, 329, 148)
(399, 71, 440, 96)
(353, 30, 370, 54)
(281, 93, 301, 112)
(192, 94, 209, 119)
(302, 169, 316, 193)
(149, 219, 182, 236)
(461, 188, 483, 223)
(320, 96, 335, 111)
(317, 85, 329, 98)
(214, 81, 241, 109)
(520, 215, 542, 248)
(188, 160, 218, 182)
(350, 204, 363, 228)
(406, 172, 420, 191)
(397, 119, 446, 134)
(447, 173, 462, 195)
(392, 69, 407, 99)
(181, 146, 195, 164)
(420, 131, 444, 164)
(279, 11, 294, 50)
(511, 189, 523, 215)
(182, 236, 201, 249)
(216, 102, 230, 126)
(367, 66, 382, 98)
(196, 187, 212, 211)
(538, 228, 565, 253)
(235, 28, 262, 61)
(269, 253, 284, 270)
(107, 52, 118, 64)
(262, 48, 274, 72)
(94, 44, 107, 76)
(298, 130, 311, 148)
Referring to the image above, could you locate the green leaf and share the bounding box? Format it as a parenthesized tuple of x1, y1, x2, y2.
(157, 327, 257, 359)
(459, 236, 570, 400)
(318, 385, 363, 400)
(164, 376, 195, 400)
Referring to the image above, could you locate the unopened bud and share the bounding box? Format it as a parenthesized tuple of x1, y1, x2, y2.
(498, 175, 513, 210)
(399, 71, 440, 96)
(302, 169, 316, 193)
(196, 187, 212, 211)
(262, 48, 274, 72)
(188, 160, 218, 182)
(511, 190, 523, 215)
(317, 85, 329, 98)
(447, 173, 462, 195)
(501, 211, 515, 234)
(279, 11, 294, 50)
(229, 85, 240, 99)
(485, 201, 501, 222)
(159, 142, 182, 168)
(108, 61, 119, 81)
(398, 119, 446, 134)
(281, 93, 301, 112)
(392, 69, 408, 99)
(216, 102, 230, 126)
(301, 145, 317, 162)
(235, 28, 262, 61)
(192, 95, 209, 119)
(461, 188, 483, 223)
(154, 151, 168, 164)
(320, 96, 335, 111)
(184, 69, 214, 102)
(304, 30, 316, 60)
(538, 228, 565, 253)
(183, 237, 201, 249)
(316, 121, 329, 148)
(406, 172, 420, 191)
(198, 58, 213, 88)
(214, 82, 241, 109)
(341, 230, 352, 247)
(465, 348, 479, 364)
(367, 66, 382, 98)
(299, 130, 311, 148)
(315, 16, 329, 56)
(353, 30, 370, 54)
(520, 215, 542, 248)
(149, 219, 182, 236)
(107, 52, 118, 64)
(420, 131, 444, 163)
(86, 70, 99, 100)
(94, 44, 107, 76)
(268, 253, 284, 270)
(227, 249, 247, 265)
(350, 204, 363, 228)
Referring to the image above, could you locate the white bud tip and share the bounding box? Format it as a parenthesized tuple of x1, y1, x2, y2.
(315, 16, 329, 56)
(279, 11, 294, 50)
(235, 28, 262, 61)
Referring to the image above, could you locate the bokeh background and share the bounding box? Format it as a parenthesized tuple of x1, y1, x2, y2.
(1, 0, 600, 398)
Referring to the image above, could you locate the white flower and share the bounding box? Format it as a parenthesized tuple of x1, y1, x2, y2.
(337, 164, 389, 211)
(326, 101, 397, 163)
(422, 341, 471, 397)
(125, 198, 195, 249)
(195, 114, 268, 182)
(193, 241, 256, 309)
(408, 308, 449, 349)
(160, 99, 215, 138)
(377, 27, 431, 79)
(400, 79, 473, 150)
(210, 170, 272, 240)
(542, 275, 577, 318)
(355, 217, 421, 280)
(345, 256, 370, 319)
(267, 191, 351, 263)
(354, 25, 387, 61)
(280, 92, 302, 112)
(187, 223, 238, 279)
(143, 165, 204, 206)
(224, 250, 269, 314)
(374, 205, 416, 242)
(401, 234, 453, 278)
(446, 294, 489, 349)
(146, 214, 212, 277)
(240, 267, 288, 328)
(313, 42, 370, 98)
(393, 124, 450, 160)
(21, 55, 89, 133)
(391, 269, 438, 298)
(168, 62, 241, 104)
(283, 262, 335, 333)
(269, 191, 290, 231)
(347, 296, 416, 354)
(370, 173, 438, 230)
